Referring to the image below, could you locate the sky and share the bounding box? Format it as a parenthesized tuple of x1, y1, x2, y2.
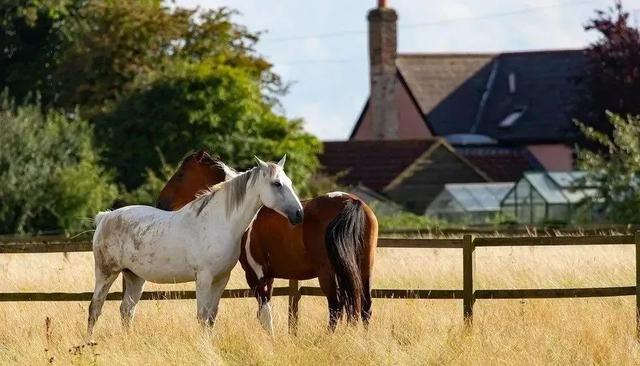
(174, 0, 640, 141)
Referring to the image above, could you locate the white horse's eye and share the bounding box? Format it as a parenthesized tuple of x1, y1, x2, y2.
(273, 181, 282, 188)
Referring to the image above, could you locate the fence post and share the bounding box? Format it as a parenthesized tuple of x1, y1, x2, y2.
(463, 234, 476, 325)
(635, 231, 640, 338)
(288, 279, 301, 335)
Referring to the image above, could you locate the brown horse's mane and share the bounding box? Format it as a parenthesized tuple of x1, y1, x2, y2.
(172, 149, 237, 183)
(181, 149, 220, 167)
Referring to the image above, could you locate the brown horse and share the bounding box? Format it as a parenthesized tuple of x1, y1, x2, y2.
(157, 150, 378, 333)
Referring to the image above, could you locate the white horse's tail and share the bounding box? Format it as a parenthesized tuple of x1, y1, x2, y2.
(94, 211, 111, 229)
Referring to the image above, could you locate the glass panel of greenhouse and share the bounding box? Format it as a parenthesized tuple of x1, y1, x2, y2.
(500, 171, 599, 225)
(426, 182, 514, 224)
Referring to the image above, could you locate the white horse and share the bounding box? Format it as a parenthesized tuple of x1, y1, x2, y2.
(87, 156, 303, 337)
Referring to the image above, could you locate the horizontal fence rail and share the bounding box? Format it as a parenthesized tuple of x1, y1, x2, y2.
(380, 224, 640, 237)
(1, 232, 639, 335)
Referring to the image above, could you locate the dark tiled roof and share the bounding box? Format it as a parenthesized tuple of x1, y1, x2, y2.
(396, 50, 587, 143)
(319, 139, 440, 191)
(456, 146, 543, 182)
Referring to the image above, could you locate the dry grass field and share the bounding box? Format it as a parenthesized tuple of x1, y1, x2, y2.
(1, 239, 639, 365)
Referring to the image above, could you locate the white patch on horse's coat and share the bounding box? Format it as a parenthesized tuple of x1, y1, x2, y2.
(244, 223, 264, 279)
(258, 301, 274, 337)
(326, 191, 346, 198)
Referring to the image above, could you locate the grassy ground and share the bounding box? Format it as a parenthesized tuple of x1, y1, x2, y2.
(0, 241, 639, 365)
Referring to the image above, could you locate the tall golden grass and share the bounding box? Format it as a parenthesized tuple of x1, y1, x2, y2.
(1, 242, 639, 365)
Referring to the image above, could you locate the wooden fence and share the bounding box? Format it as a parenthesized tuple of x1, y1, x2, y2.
(1, 233, 639, 335)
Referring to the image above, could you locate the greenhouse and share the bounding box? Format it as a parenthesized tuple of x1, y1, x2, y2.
(425, 182, 515, 224)
(500, 171, 599, 225)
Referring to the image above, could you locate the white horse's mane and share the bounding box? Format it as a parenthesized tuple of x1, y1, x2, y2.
(190, 165, 265, 217)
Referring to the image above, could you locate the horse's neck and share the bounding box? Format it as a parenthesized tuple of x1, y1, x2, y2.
(203, 184, 262, 239)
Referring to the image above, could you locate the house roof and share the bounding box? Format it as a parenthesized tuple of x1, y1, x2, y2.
(455, 146, 543, 182)
(395, 50, 587, 144)
(319, 139, 441, 191)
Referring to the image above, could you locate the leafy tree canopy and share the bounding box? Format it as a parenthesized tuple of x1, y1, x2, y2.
(579, 1, 640, 138)
(2, 0, 283, 112)
(2, 0, 321, 200)
(96, 61, 320, 194)
(0, 92, 118, 234)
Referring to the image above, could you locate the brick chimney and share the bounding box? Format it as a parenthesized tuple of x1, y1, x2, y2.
(367, 0, 398, 139)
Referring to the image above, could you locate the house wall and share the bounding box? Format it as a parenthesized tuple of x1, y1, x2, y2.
(352, 75, 432, 140)
(527, 144, 574, 171)
(384, 147, 488, 213)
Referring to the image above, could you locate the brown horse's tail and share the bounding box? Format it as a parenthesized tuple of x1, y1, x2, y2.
(325, 199, 366, 323)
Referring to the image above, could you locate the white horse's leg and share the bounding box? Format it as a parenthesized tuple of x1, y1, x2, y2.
(196, 271, 231, 327)
(120, 270, 146, 329)
(87, 269, 119, 339)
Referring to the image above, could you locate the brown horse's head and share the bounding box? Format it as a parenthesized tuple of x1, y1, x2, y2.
(157, 149, 228, 211)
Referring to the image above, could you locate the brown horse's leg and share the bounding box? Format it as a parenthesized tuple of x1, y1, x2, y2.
(247, 270, 275, 336)
(361, 204, 378, 328)
(256, 277, 274, 336)
(361, 275, 373, 327)
(318, 272, 342, 331)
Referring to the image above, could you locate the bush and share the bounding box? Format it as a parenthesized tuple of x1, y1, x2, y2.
(0, 95, 118, 233)
(375, 209, 445, 232)
(577, 112, 640, 223)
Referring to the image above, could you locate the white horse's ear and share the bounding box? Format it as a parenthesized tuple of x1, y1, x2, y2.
(277, 154, 286, 168)
(217, 162, 238, 180)
(254, 156, 268, 169)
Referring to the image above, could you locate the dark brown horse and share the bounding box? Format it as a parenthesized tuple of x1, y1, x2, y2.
(157, 150, 378, 333)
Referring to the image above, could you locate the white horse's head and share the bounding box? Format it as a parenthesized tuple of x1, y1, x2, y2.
(254, 155, 303, 225)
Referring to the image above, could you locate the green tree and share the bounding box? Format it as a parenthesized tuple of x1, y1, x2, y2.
(576, 113, 640, 223)
(1, 1, 320, 198)
(0, 94, 118, 233)
(96, 62, 320, 194)
(0, 0, 83, 106)
(578, 1, 640, 141)
(1, 0, 283, 114)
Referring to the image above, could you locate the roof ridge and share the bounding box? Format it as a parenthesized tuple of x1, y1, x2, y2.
(323, 138, 443, 143)
(397, 48, 583, 59)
